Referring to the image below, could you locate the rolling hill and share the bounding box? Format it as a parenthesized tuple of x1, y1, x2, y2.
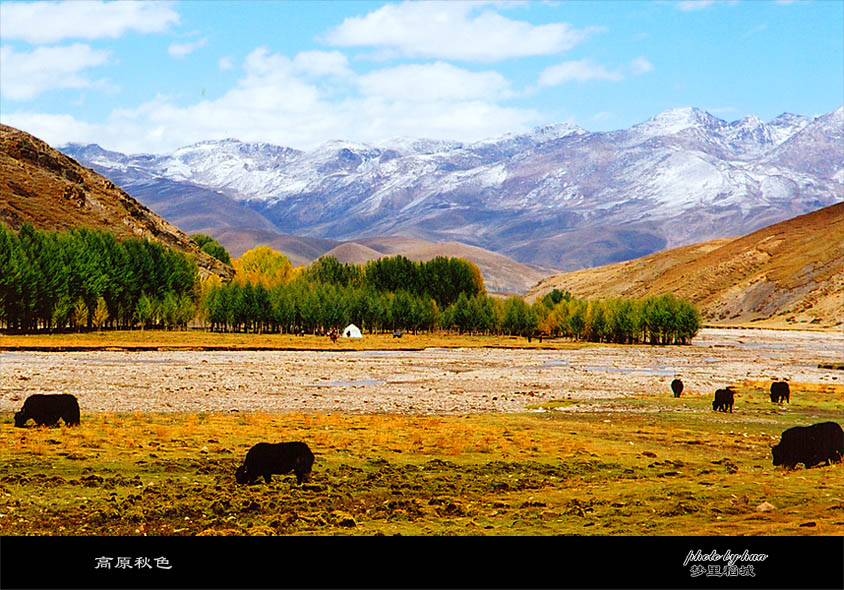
(0, 124, 234, 280)
(525, 202, 844, 328)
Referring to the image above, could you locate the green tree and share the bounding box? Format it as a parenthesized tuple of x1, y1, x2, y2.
(420, 256, 485, 308)
(305, 256, 363, 287)
(135, 293, 154, 330)
(190, 233, 232, 265)
(584, 301, 609, 342)
(540, 288, 571, 309)
(567, 299, 587, 341)
(501, 296, 537, 337)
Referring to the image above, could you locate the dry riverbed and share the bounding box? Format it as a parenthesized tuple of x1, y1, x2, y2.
(1, 328, 841, 415)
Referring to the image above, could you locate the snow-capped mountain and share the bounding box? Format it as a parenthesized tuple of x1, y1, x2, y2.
(62, 106, 843, 271)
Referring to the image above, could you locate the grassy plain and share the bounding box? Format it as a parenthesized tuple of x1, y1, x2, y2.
(2, 380, 842, 536)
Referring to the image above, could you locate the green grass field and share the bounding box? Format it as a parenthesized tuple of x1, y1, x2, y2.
(2, 379, 842, 536)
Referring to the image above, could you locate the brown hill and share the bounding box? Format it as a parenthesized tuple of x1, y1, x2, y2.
(127, 178, 280, 236)
(0, 124, 233, 280)
(204, 226, 339, 267)
(354, 236, 441, 256)
(526, 202, 844, 328)
(321, 242, 386, 266)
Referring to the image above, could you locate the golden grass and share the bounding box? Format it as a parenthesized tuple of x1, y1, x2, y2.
(1, 382, 842, 537)
(0, 330, 589, 351)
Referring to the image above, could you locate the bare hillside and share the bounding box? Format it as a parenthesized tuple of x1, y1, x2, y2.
(321, 242, 385, 266)
(527, 203, 844, 328)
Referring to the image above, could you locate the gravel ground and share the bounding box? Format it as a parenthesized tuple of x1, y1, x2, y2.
(1, 328, 841, 415)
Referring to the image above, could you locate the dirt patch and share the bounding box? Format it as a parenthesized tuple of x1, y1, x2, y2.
(0, 328, 840, 415)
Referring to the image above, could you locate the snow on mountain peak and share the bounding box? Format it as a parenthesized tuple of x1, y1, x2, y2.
(817, 104, 844, 133)
(529, 122, 587, 141)
(631, 107, 725, 139)
(734, 114, 763, 128)
(58, 103, 842, 275)
(59, 104, 841, 225)
(377, 136, 463, 155)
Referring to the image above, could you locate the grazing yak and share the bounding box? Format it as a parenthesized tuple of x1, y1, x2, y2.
(235, 442, 314, 485)
(772, 422, 844, 469)
(14, 394, 80, 427)
(770, 381, 790, 404)
(671, 379, 684, 398)
(712, 387, 735, 413)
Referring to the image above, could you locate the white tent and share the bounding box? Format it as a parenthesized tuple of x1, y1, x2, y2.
(342, 324, 363, 338)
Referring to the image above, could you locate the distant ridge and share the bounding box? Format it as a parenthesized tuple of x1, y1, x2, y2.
(62, 105, 843, 272)
(526, 202, 844, 328)
(0, 124, 234, 280)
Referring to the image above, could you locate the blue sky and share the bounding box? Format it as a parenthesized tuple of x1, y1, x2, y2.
(1, 0, 841, 153)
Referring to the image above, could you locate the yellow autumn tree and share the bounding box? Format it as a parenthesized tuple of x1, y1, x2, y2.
(200, 273, 223, 295)
(233, 246, 292, 287)
(92, 297, 110, 331)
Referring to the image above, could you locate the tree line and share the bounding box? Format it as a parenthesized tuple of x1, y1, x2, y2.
(1, 223, 198, 332)
(0, 224, 700, 344)
(200, 244, 485, 334)
(534, 288, 701, 345)
(302, 252, 485, 309)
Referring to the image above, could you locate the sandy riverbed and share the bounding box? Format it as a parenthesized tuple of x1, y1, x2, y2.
(1, 328, 841, 415)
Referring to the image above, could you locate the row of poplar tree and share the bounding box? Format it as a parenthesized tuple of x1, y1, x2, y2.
(0, 223, 700, 343)
(1, 223, 197, 332)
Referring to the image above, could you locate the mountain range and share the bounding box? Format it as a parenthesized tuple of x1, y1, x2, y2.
(2, 111, 842, 318)
(61, 105, 843, 276)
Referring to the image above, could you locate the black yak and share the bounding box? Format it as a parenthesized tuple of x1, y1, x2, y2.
(14, 394, 80, 427)
(235, 442, 314, 485)
(671, 379, 684, 398)
(770, 381, 790, 404)
(772, 422, 844, 469)
(712, 387, 735, 413)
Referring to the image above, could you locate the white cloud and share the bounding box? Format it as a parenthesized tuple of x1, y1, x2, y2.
(0, 44, 112, 100)
(357, 62, 512, 103)
(538, 59, 623, 87)
(630, 56, 654, 75)
(676, 0, 717, 11)
(744, 24, 768, 38)
(321, 1, 604, 62)
(0, 0, 179, 44)
(168, 37, 208, 59)
(1, 47, 540, 153)
(0, 111, 101, 145)
(218, 56, 234, 71)
(292, 50, 353, 79)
